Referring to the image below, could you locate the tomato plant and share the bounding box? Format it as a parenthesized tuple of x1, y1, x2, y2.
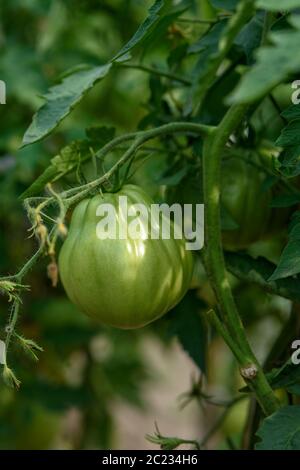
(2, 0, 300, 453)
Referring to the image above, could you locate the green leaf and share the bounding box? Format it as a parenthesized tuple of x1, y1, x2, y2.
(141, 0, 191, 52)
(289, 221, 300, 240)
(278, 144, 300, 177)
(167, 291, 207, 372)
(2, 365, 21, 389)
(225, 251, 300, 303)
(276, 119, 300, 147)
(199, 69, 241, 124)
(21, 1, 190, 146)
(146, 428, 187, 450)
(276, 111, 300, 176)
(266, 360, 300, 392)
(22, 64, 112, 147)
(15, 334, 44, 362)
(20, 126, 116, 198)
(20, 140, 95, 198)
(270, 192, 300, 207)
(282, 104, 300, 121)
(234, 12, 264, 64)
(186, 20, 228, 114)
(157, 165, 189, 186)
(229, 17, 300, 104)
(188, 20, 227, 63)
(287, 383, 300, 394)
(257, 0, 300, 10)
(256, 406, 300, 450)
(112, 0, 166, 61)
(269, 240, 300, 280)
(268, 218, 300, 285)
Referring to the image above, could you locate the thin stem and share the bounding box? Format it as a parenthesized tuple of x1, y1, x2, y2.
(5, 301, 20, 352)
(206, 309, 246, 365)
(64, 122, 214, 206)
(269, 93, 288, 124)
(224, 251, 300, 305)
(203, 103, 280, 416)
(199, 398, 244, 448)
(15, 243, 45, 281)
(179, 439, 201, 450)
(203, 410, 230, 446)
(3, 240, 47, 358)
(120, 63, 192, 86)
(261, 11, 275, 47)
(177, 14, 232, 24)
(204, 105, 253, 356)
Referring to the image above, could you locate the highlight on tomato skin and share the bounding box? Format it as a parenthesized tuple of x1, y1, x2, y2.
(58, 185, 194, 329)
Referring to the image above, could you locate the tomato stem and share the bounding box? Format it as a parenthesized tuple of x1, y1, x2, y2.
(202, 104, 280, 416)
(120, 63, 192, 86)
(63, 122, 215, 207)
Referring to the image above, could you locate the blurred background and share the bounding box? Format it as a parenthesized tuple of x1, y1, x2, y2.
(0, 0, 292, 450)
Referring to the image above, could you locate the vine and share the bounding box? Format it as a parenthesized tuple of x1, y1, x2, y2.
(0, 121, 213, 386)
(203, 104, 280, 416)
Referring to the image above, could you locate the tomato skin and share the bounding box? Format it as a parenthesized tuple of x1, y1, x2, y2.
(221, 157, 272, 249)
(59, 185, 194, 329)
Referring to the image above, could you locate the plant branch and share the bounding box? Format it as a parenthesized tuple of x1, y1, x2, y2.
(177, 14, 232, 25)
(64, 122, 214, 206)
(202, 103, 280, 416)
(225, 251, 300, 305)
(199, 396, 245, 448)
(261, 11, 275, 47)
(120, 63, 192, 86)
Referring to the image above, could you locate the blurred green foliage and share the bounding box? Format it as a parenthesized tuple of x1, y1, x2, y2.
(0, 0, 159, 450)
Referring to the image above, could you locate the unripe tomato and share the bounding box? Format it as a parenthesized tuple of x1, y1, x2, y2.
(166, 157, 290, 251)
(59, 185, 194, 329)
(221, 157, 272, 249)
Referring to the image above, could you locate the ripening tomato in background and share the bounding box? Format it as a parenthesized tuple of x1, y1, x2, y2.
(59, 185, 194, 329)
(166, 152, 293, 252)
(221, 156, 272, 249)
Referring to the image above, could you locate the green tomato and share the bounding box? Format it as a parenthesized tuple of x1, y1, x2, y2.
(166, 157, 290, 251)
(221, 157, 272, 249)
(59, 185, 194, 329)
